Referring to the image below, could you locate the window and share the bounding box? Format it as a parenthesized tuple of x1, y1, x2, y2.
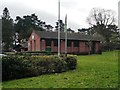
(67, 40, 71, 47)
(74, 41, 79, 47)
(32, 34, 34, 40)
(46, 39, 51, 46)
(53, 40, 58, 46)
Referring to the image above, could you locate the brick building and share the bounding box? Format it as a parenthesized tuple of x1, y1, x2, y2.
(28, 30, 102, 54)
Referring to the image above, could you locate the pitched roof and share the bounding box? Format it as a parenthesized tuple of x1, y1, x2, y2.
(35, 31, 101, 41)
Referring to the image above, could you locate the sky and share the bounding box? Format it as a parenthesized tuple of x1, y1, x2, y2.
(118, 1, 120, 28)
(0, 0, 119, 31)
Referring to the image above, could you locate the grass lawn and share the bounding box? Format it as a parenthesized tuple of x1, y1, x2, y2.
(2, 51, 119, 88)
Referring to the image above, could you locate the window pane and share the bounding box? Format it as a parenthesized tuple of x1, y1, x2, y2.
(67, 40, 71, 47)
(54, 40, 58, 46)
(46, 39, 51, 46)
(74, 41, 79, 47)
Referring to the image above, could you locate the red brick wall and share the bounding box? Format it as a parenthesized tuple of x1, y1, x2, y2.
(28, 31, 101, 54)
(28, 31, 40, 51)
(72, 41, 79, 53)
(50, 40, 99, 54)
(73, 47, 79, 53)
(51, 40, 54, 52)
(85, 43, 89, 52)
(53, 46, 58, 52)
(60, 40, 65, 53)
(41, 39, 46, 51)
(95, 41, 101, 52)
(67, 47, 71, 53)
(79, 41, 86, 52)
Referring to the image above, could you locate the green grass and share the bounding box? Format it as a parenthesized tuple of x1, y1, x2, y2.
(2, 51, 119, 88)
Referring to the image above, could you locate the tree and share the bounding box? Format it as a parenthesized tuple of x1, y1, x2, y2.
(2, 7, 14, 51)
(45, 24, 53, 31)
(78, 28, 89, 34)
(87, 8, 116, 26)
(2, 7, 10, 20)
(67, 28, 74, 33)
(55, 20, 64, 31)
(14, 14, 46, 42)
(109, 32, 120, 50)
(87, 8, 119, 50)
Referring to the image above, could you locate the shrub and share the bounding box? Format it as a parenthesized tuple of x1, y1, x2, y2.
(2, 55, 77, 81)
(2, 56, 37, 81)
(64, 55, 77, 70)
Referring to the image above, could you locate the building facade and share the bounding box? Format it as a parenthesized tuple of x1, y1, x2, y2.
(28, 30, 101, 54)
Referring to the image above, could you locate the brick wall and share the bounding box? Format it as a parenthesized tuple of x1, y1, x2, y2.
(28, 31, 40, 51)
(28, 31, 101, 54)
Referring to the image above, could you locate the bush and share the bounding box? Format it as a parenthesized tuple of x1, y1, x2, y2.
(64, 56, 77, 70)
(2, 56, 37, 81)
(2, 55, 77, 81)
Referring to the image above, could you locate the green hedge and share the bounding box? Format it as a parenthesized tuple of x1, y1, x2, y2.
(2, 55, 77, 81)
(65, 56, 77, 70)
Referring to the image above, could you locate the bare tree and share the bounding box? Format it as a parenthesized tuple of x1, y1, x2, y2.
(87, 8, 116, 27)
(86, 8, 119, 51)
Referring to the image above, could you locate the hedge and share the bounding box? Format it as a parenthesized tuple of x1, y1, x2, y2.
(2, 55, 77, 81)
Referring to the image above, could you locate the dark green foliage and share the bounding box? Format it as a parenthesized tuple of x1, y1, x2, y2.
(65, 56, 77, 70)
(67, 28, 75, 33)
(55, 20, 64, 31)
(2, 55, 77, 81)
(14, 14, 45, 40)
(2, 7, 14, 50)
(2, 56, 35, 80)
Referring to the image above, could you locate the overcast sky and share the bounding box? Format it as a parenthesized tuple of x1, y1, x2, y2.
(1, 0, 119, 30)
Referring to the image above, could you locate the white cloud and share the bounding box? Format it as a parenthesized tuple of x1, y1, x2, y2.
(1, 0, 119, 30)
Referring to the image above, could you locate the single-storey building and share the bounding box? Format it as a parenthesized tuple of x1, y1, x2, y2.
(28, 30, 102, 54)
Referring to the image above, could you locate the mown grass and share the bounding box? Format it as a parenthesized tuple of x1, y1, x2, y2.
(2, 51, 119, 88)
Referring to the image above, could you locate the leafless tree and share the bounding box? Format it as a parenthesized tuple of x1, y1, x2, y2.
(87, 8, 116, 27)
(86, 8, 119, 51)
